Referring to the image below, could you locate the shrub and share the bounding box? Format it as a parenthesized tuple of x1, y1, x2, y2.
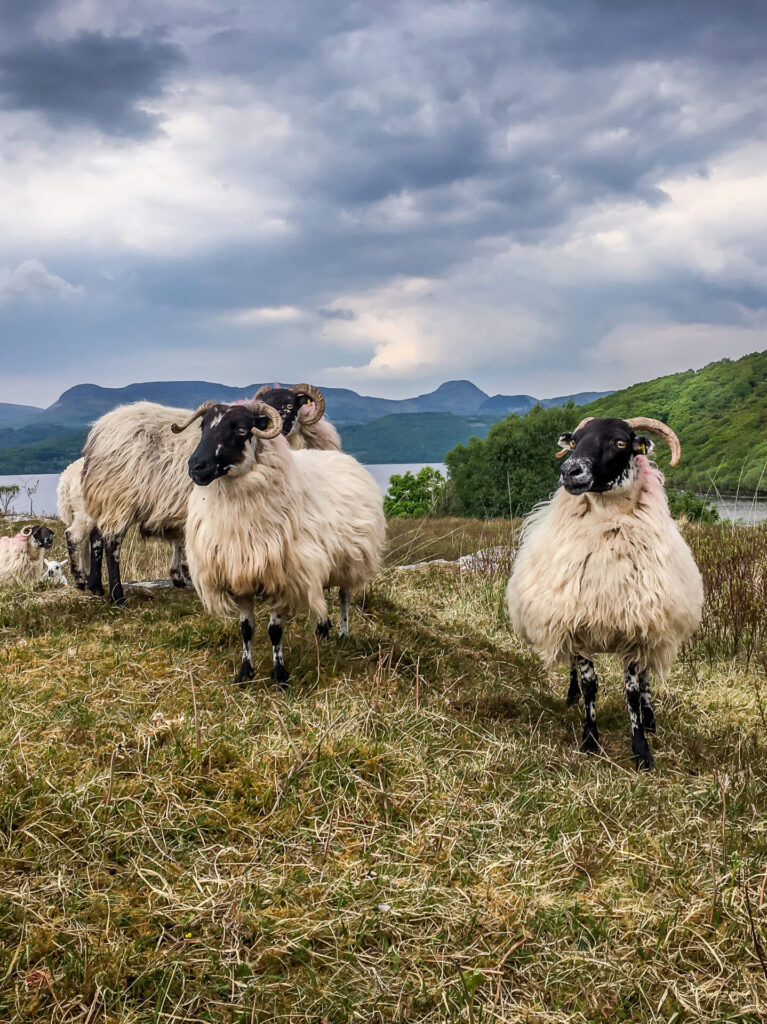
(667, 489, 719, 523)
(384, 467, 447, 517)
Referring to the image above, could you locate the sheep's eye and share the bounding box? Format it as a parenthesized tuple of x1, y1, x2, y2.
(615, 440, 627, 449)
(569, 440, 576, 449)
(237, 427, 249, 436)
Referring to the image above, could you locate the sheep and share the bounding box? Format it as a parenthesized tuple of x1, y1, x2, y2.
(81, 402, 197, 603)
(42, 559, 69, 586)
(506, 416, 703, 771)
(0, 524, 54, 586)
(57, 457, 92, 589)
(174, 399, 386, 684)
(80, 385, 338, 605)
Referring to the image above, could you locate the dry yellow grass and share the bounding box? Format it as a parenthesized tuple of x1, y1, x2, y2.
(0, 516, 765, 1022)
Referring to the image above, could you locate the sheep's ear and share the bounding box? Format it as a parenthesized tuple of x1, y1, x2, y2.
(633, 434, 654, 456)
(557, 432, 575, 450)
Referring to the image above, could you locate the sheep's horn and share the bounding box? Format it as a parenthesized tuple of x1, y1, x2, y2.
(625, 417, 682, 467)
(253, 385, 273, 400)
(289, 383, 325, 424)
(250, 401, 283, 439)
(170, 401, 219, 433)
(573, 416, 594, 433)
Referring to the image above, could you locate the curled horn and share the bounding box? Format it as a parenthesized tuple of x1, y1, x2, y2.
(250, 401, 283, 439)
(289, 383, 325, 424)
(625, 417, 682, 467)
(556, 415, 595, 457)
(171, 401, 219, 434)
(253, 385, 272, 400)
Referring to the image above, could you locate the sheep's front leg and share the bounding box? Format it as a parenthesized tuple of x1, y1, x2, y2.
(65, 529, 87, 590)
(104, 529, 127, 605)
(639, 668, 656, 734)
(86, 526, 104, 596)
(169, 541, 187, 588)
(338, 588, 351, 638)
(566, 655, 581, 706)
(577, 656, 599, 754)
(625, 662, 654, 771)
(268, 610, 290, 687)
(235, 596, 255, 683)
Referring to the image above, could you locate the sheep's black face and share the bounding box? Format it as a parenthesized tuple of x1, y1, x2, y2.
(558, 418, 653, 495)
(30, 525, 54, 549)
(188, 405, 276, 486)
(258, 387, 311, 436)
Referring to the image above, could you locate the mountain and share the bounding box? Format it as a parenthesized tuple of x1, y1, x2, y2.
(0, 402, 42, 421)
(0, 377, 615, 472)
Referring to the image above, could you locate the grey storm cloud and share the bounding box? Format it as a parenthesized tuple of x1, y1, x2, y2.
(0, 30, 183, 136)
(0, 0, 766, 404)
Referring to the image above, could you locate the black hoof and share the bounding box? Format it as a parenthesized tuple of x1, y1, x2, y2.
(271, 664, 290, 687)
(236, 662, 255, 684)
(316, 619, 331, 640)
(633, 738, 654, 771)
(109, 594, 127, 607)
(87, 584, 104, 597)
(580, 731, 600, 755)
(170, 574, 186, 589)
(75, 582, 87, 592)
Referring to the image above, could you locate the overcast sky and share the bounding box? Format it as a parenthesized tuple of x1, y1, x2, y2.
(1, 0, 766, 406)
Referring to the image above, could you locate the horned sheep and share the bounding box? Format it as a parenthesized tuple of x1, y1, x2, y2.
(506, 416, 703, 771)
(175, 399, 385, 684)
(80, 384, 337, 604)
(0, 524, 54, 586)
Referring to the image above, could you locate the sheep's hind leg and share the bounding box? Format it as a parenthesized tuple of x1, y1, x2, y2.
(86, 527, 104, 596)
(577, 656, 599, 755)
(566, 655, 581, 706)
(65, 529, 86, 590)
(169, 540, 186, 588)
(268, 611, 290, 687)
(104, 529, 127, 605)
(338, 588, 351, 639)
(235, 597, 255, 683)
(639, 668, 656, 734)
(316, 617, 332, 640)
(625, 662, 654, 771)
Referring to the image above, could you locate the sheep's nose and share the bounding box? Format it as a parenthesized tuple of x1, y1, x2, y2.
(561, 457, 593, 493)
(188, 455, 217, 485)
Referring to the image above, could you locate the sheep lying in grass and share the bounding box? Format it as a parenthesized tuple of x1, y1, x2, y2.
(0, 524, 54, 586)
(507, 416, 703, 771)
(174, 399, 385, 684)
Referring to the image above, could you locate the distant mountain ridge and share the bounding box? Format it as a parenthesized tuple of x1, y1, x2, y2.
(12, 378, 613, 428)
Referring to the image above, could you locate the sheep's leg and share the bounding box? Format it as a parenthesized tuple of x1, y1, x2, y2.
(639, 668, 656, 734)
(104, 529, 127, 606)
(65, 529, 86, 590)
(169, 541, 186, 588)
(268, 611, 290, 687)
(86, 527, 104, 596)
(625, 662, 654, 771)
(316, 617, 332, 640)
(566, 655, 581, 706)
(338, 588, 351, 638)
(577, 656, 599, 754)
(235, 597, 255, 683)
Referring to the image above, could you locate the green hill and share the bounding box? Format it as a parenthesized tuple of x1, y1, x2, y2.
(341, 412, 499, 463)
(577, 350, 767, 493)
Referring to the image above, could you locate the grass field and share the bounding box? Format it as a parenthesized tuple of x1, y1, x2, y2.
(0, 516, 766, 1022)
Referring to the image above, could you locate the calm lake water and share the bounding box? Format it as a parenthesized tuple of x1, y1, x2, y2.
(1, 468, 766, 523)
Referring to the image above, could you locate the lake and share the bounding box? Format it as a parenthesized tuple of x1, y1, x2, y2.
(2, 468, 766, 523)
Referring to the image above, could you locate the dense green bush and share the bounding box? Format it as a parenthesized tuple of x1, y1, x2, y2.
(666, 490, 719, 523)
(384, 466, 447, 517)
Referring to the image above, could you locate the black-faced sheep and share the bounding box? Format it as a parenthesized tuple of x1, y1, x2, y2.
(174, 399, 385, 684)
(506, 416, 703, 771)
(0, 524, 54, 586)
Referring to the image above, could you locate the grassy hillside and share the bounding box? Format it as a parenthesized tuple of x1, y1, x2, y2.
(0, 516, 766, 1021)
(0, 426, 87, 473)
(578, 350, 767, 494)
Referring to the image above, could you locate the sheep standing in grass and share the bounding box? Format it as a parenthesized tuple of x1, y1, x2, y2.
(0, 524, 54, 585)
(174, 399, 385, 684)
(506, 416, 703, 770)
(80, 384, 337, 605)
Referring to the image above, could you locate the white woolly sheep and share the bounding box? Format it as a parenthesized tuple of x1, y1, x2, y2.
(57, 457, 92, 589)
(176, 399, 386, 684)
(0, 524, 55, 586)
(80, 385, 339, 604)
(42, 559, 69, 586)
(506, 416, 703, 771)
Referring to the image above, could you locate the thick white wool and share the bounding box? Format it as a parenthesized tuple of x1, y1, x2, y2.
(287, 407, 342, 451)
(185, 435, 385, 620)
(57, 457, 92, 577)
(506, 456, 703, 674)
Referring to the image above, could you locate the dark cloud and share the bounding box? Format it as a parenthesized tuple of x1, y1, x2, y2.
(0, 30, 183, 136)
